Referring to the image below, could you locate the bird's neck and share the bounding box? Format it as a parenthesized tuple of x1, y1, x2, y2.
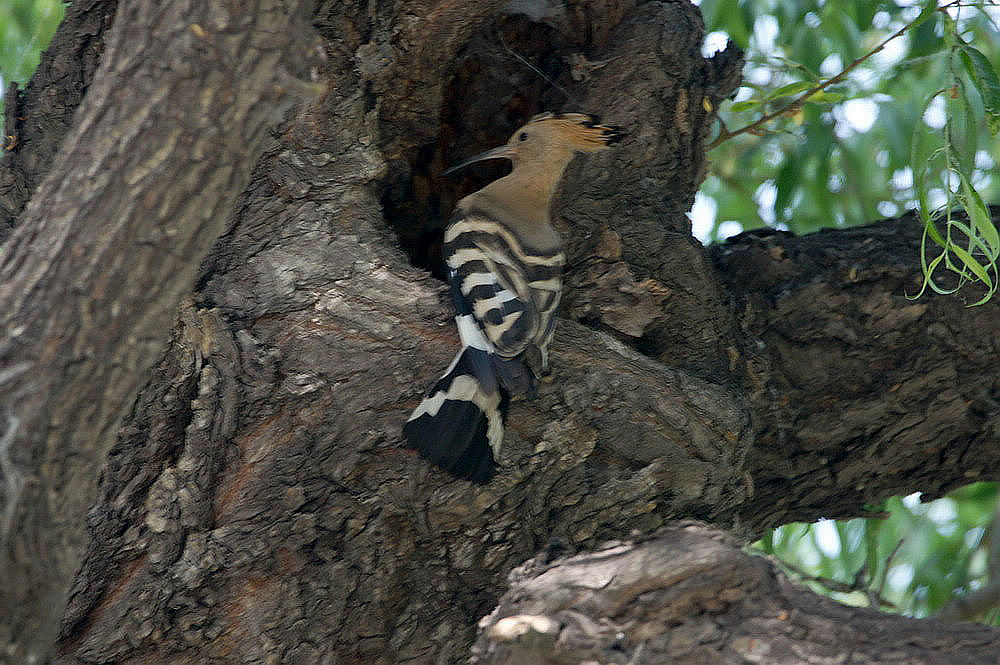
(480, 158, 573, 226)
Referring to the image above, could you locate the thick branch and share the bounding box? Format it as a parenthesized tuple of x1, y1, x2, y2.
(0, 1, 318, 661)
(473, 523, 1000, 664)
(709, 213, 1000, 532)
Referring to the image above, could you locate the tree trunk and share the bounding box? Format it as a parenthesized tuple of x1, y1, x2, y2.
(0, 0, 320, 660)
(0, 1, 997, 664)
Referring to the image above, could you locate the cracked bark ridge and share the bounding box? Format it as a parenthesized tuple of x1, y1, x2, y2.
(553, 1, 746, 381)
(563, 226, 672, 338)
(0, 2, 320, 662)
(473, 523, 1000, 664)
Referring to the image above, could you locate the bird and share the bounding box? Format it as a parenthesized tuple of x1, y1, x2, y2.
(404, 112, 623, 483)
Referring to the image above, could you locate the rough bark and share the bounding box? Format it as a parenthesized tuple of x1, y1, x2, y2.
(0, 1, 997, 664)
(0, 1, 320, 662)
(473, 523, 1000, 665)
(712, 218, 1000, 533)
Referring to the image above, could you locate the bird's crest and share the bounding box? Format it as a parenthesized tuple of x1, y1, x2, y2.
(526, 112, 624, 151)
(442, 111, 623, 175)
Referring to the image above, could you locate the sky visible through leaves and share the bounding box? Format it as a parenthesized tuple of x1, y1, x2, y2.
(694, 0, 1000, 246)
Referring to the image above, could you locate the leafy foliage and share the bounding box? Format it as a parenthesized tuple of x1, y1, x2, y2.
(0, 0, 64, 135)
(698, 0, 1000, 258)
(910, 19, 1000, 305)
(754, 483, 1000, 623)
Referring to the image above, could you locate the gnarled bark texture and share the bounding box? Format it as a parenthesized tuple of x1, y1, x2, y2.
(0, 1, 320, 661)
(473, 523, 1000, 665)
(0, 1, 997, 664)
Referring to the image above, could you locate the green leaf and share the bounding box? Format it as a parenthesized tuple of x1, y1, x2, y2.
(12, 0, 35, 34)
(908, 7, 944, 59)
(730, 99, 762, 113)
(826, 9, 863, 61)
(806, 91, 844, 104)
(913, 239, 948, 298)
(773, 55, 819, 82)
(945, 82, 977, 176)
(959, 46, 1000, 135)
(949, 244, 995, 304)
(759, 530, 774, 554)
(941, 217, 999, 306)
(770, 80, 815, 99)
(941, 11, 958, 49)
(924, 211, 948, 249)
(774, 155, 801, 221)
(948, 220, 998, 273)
(911, 89, 946, 226)
(911, 0, 939, 31)
(959, 174, 999, 259)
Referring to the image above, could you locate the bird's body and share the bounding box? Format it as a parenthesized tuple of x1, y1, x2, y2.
(404, 112, 622, 483)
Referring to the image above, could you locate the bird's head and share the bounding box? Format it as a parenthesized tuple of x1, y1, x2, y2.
(443, 112, 623, 176)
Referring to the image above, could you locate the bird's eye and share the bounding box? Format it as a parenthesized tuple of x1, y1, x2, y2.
(519, 132, 529, 142)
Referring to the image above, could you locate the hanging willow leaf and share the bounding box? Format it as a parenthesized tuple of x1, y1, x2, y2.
(730, 99, 762, 112)
(959, 173, 999, 259)
(911, 89, 947, 227)
(769, 80, 815, 99)
(959, 45, 1000, 135)
(806, 91, 845, 104)
(946, 81, 977, 177)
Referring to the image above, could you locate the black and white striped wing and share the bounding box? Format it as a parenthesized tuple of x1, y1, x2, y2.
(443, 214, 563, 360)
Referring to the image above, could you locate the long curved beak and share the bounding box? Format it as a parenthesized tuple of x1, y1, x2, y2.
(441, 144, 514, 176)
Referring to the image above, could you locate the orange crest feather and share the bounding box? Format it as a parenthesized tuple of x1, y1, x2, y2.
(528, 112, 624, 150)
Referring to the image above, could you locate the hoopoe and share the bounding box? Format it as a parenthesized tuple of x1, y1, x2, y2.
(404, 112, 623, 483)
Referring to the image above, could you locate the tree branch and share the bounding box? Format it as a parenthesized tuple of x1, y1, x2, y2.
(473, 523, 1000, 664)
(0, 0, 118, 240)
(709, 213, 1000, 531)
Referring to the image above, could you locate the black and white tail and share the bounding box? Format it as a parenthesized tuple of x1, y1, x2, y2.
(403, 206, 560, 483)
(403, 342, 509, 484)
